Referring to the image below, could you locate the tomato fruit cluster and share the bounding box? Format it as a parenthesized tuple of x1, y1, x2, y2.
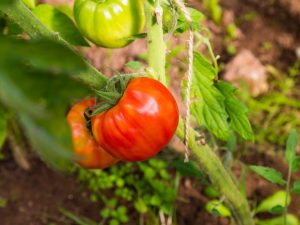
(68, 77, 179, 168)
(73, 0, 145, 48)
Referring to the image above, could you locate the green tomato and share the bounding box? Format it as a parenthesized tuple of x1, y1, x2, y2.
(73, 0, 145, 48)
(22, 0, 36, 9)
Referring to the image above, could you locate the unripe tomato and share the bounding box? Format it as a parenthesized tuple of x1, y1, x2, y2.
(91, 77, 179, 161)
(67, 98, 119, 169)
(73, 0, 145, 48)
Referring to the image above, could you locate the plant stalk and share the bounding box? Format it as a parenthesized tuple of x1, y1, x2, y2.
(144, 0, 167, 85)
(144, 1, 254, 224)
(1, 0, 108, 89)
(284, 166, 292, 224)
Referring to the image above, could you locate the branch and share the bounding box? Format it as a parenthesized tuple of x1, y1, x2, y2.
(144, 0, 167, 85)
(1, 0, 108, 89)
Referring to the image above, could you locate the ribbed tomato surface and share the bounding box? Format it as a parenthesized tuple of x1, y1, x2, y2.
(91, 77, 179, 161)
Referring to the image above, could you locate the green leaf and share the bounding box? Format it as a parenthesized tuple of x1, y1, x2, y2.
(0, 197, 7, 208)
(109, 219, 119, 225)
(134, 198, 148, 213)
(205, 200, 231, 217)
(292, 156, 300, 172)
(100, 208, 110, 219)
(0, 37, 88, 74)
(60, 209, 98, 225)
(216, 81, 254, 140)
(226, 133, 237, 152)
(190, 52, 231, 140)
(33, 4, 89, 46)
(176, 8, 204, 33)
(285, 128, 298, 167)
(0, 37, 92, 169)
(292, 181, 300, 193)
(22, 0, 36, 9)
(256, 214, 299, 225)
(126, 61, 144, 70)
(0, 0, 16, 7)
(0, 106, 7, 149)
(255, 190, 290, 214)
(172, 160, 204, 177)
(56, 4, 74, 19)
(249, 165, 286, 185)
(203, 186, 219, 198)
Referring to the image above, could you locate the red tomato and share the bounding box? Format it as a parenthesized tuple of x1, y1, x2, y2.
(91, 77, 179, 161)
(67, 98, 119, 169)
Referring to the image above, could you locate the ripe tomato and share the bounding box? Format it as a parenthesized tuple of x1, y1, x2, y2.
(67, 98, 119, 169)
(91, 77, 179, 161)
(73, 0, 145, 48)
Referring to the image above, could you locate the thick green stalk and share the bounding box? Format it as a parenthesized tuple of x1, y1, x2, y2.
(177, 121, 254, 225)
(1, 0, 108, 89)
(144, 1, 254, 225)
(144, 0, 166, 85)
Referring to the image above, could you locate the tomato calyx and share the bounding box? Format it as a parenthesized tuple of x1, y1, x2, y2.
(84, 74, 137, 131)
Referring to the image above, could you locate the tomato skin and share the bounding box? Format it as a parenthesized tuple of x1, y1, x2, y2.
(91, 77, 179, 161)
(73, 0, 145, 48)
(67, 98, 119, 169)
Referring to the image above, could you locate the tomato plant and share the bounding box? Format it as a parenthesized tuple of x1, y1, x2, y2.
(91, 77, 179, 161)
(73, 0, 145, 48)
(67, 98, 119, 169)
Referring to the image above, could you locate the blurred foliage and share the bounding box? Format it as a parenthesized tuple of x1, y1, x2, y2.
(240, 63, 300, 146)
(203, 0, 222, 25)
(70, 157, 182, 225)
(0, 35, 93, 169)
(33, 4, 89, 46)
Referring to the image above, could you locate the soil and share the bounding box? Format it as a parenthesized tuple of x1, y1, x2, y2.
(1, 0, 300, 224)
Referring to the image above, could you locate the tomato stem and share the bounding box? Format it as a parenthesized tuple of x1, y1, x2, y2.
(0, 0, 108, 89)
(144, 0, 167, 85)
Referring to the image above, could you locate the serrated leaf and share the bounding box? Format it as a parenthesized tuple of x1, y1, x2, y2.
(190, 52, 231, 140)
(216, 81, 254, 140)
(176, 8, 204, 33)
(33, 4, 89, 46)
(249, 165, 286, 185)
(292, 181, 300, 193)
(0, 106, 7, 149)
(285, 128, 298, 166)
